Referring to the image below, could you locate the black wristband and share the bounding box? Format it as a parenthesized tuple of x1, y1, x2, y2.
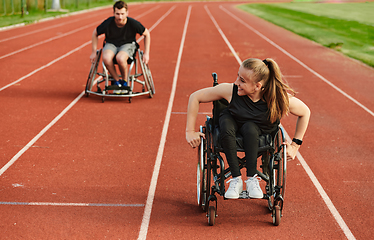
(292, 138, 303, 146)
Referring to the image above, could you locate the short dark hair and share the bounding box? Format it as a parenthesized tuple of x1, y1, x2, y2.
(113, 1, 127, 11)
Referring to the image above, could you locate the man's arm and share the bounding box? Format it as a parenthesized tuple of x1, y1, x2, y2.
(142, 28, 150, 64)
(90, 29, 99, 63)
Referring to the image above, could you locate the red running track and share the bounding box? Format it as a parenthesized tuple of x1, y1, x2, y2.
(0, 2, 373, 239)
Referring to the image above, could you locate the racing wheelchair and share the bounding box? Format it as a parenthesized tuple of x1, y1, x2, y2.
(85, 42, 155, 103)
(197, 73, 287, 226)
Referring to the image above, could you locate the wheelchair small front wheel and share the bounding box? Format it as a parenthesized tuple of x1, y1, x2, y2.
(272, 205, 281, 226)
(208, 206, 216, 226)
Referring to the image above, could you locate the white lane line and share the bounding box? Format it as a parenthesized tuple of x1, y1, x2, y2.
(0, 40, 93, 92)
(0, 90, 85, 176)
(0, 14, 101, 43)
(134, 5, 161, 20)
(171, 112, 211, 115)
(0, 22, 99, 60)
(219, 5, 374, 118)
(0, 5, 112, 33)
(0, 6, 176, 170)
(283, 130, 356, 240)
(0, 9, 179, 235)
(0, 6, 160, 60)
(0, 6, 162, 92)
(0, 201, 144, 207)
(205, 6, 241, 65)
(207, 5, 356, 240)
(138, 5, 176, 43)
(137, 5, 191, 240)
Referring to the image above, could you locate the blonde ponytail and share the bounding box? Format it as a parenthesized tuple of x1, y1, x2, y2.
(242, 58, 295, 123)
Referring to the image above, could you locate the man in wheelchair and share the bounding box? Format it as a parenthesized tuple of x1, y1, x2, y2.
(89, 0, 150, 90)
(186, 58, 310, 199)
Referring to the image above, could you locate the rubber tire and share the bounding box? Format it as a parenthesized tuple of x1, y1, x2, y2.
(273, 205, 281, 226)
(208, 206, 216, 226)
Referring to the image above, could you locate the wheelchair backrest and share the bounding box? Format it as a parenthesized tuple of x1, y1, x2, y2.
(211, 73, 229, 127)
(213, 99, 229, 127)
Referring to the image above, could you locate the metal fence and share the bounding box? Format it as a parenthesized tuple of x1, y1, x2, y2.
(0, 0, 110, 15)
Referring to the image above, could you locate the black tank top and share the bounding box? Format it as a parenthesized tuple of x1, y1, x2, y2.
(226, 84, 279, 133)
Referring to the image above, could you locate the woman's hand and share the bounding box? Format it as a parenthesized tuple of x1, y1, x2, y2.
(286, 142, 300, 161)
(186, 131, 205, 148)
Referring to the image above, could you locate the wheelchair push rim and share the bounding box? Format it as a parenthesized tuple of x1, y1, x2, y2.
(267, 126, 287, 225)
(139, 50, 155, 98)
(197, 125, 208, 211)
(85, 49, 102, 95)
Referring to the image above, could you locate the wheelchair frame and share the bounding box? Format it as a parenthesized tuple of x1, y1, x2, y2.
(196, 73, 287, 226)
(85, 47, 155, 103)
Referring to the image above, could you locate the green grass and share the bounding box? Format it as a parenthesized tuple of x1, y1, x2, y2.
(0, 0, 145, 28)
(2, 1, 373, 68)
(1, 10, 72, 27)
(238, 2, 374, 68)
(0, 0, 196, 28)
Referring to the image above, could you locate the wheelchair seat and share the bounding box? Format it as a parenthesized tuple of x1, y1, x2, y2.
(110, 41, 139, 65)
(211, 96, 274, 153)
(213, 126, 274, 153)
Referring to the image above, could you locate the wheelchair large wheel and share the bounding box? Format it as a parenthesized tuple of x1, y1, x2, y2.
(139, 51, 155, 98)
(197, 126, 208, 211)
(85, 49, 102, 96)
(144, 63, 155, 94)
(268, 127, 287, 220)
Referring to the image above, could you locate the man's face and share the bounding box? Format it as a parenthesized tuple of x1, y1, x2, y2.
(114, 7, 128, 26)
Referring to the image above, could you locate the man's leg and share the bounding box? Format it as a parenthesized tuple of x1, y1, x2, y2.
(116, 43, 136, 82)
(116, 51, 129, 81)
(102, 49, 120, 81)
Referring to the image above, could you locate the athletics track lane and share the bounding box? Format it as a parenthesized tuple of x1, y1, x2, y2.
(0, 3, 181, 239)
(0, 2, 373, 239)
(146, 3, 339, 239)
(211, 4, 374, 240)
(0, 4, 162, 165)
(145, 2, 374, 240)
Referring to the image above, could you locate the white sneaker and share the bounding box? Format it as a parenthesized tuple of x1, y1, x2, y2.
(245, 174, 263, 199)
(225, 177, 243, 199)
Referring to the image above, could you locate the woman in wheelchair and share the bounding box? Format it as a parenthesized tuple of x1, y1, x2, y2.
(186, 58, 310, 200)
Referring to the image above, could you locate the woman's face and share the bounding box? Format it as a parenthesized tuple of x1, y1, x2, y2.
(234, 66, 258, 97)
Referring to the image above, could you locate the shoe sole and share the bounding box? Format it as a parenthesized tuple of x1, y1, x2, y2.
(249, 194, 263, 199)
(224, 195, 240, 199)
